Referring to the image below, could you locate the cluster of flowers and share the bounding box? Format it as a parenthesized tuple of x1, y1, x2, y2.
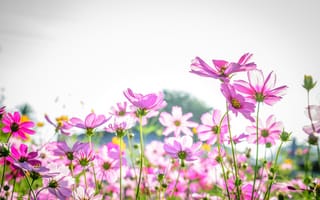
(0, 53, 319, 200)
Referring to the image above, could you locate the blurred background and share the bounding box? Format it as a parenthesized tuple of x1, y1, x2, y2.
(0, 0, 320, 147)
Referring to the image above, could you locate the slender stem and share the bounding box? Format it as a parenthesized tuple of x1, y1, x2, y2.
(170, 164, 181, 198)
(304, 145, 311, 178)
(263, 141, 283, 200)
(127, 132, 138, 184)
(119, 136, 123, 200)
(317, 144, 320, 172)
(83, 168, 88, 189)
(217, 112, 231, 200)
(251, 102, 260, 200)
(0, 158, 6, 193)
(23, 174, 36, 200)
(91, 162, 98, 193)
(11, 177, 16, 200)
(135, 116, 144, 199)
(226, 103, 241, 200)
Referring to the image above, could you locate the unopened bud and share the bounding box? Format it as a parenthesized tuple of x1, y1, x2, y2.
(303, 75, 317, 92)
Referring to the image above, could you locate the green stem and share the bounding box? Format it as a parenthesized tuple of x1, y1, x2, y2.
(226, 103, 241, 200)
(251, 102, 260, 200)
(170, 164, 182, 198)
(11, 177, 16, 200)
(119, 136, 123, 200)
(317, 144, 320, 173)
(83, 168, 88, 189)
(217, 112, 231, 200)
(0, 158, 6, 193)
(91, 162, 98, 193)
(127, 132, 138, 184)
(23, 174, 36, 200)
(135, 116, 144, 200)
(263, 141, 283, 200)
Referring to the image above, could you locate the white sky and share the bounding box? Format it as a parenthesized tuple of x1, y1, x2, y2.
(1, 0, 320, 145)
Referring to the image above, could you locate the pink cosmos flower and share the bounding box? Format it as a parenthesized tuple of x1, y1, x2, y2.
(73, 186, 102, 200)
(70, 112, 110, 135)
(221, 83, 255, 122)
(197, 109, 228, 144)
(164, 135, 202, 162)
(47, 141, 88, 162)
(109, 101, 131, 118)
(233, 70, 288, 105)
(2, 111, 35, 140)
(45, 114, 72, 135)
(94, 143, 125, 183)
(190, 53, 256, 82)
(43, 163, 74, 200)
(75, 144, 95, 168)
(123, 88, 167, 115)
(247, 115, 283, 145)
(159, 106, 198, 137)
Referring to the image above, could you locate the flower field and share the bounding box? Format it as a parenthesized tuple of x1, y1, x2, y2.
(0, 53, 319, 200)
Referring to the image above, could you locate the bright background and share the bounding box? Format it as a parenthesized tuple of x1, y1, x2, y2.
(0, 0, 320, 144)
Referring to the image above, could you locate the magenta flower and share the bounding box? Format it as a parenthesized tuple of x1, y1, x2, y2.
(190, 53, 256, 82)
(164, 135, 202, 164)
(159, 106, 198, 137)
(123, 88, 166, 116)
(2, 111, 35, 140)
(233, 70, 288, 105)
(221, 83, 255, 122)
(197, 109, 228, 144)
(70, 112, 110, 135)
(7, 143, 41, 167)
(45, 114, 72, 135)
(247, 115, 283, 145)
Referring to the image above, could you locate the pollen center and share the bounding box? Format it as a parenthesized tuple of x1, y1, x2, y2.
(261, 129, 269, 138)
(212, 125, 220, 134)
(10, 122, 19, 132)
(174, 120, 181, 126)
(231, 98, 241, 109)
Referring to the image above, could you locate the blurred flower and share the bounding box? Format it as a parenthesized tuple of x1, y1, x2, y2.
(0, 106, 5, 120)
(2, 111, 35, 140)
(109, 101, 131, 118)
(70, 112, 110, 136)
(43, 163, 74, 200)
(47, 141, 88, 162)
(164, 135, 202, 165)
(303, 105, 320, 134)
(73, 186, 102, 200)
(221, 83, 255, 122)
(197, 109, 228, 145)
(45, 114, 72, 135)
(234, 70, 288, 105)
(94, 143, 125, 183)
(190, 53, 256, 82)
(75, 144, 95, 168)
(159, 106, 198, 137)
(247, 115, 283, 145)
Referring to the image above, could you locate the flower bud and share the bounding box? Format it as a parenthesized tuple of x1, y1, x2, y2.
(308, 134, 318, 145)
(280, 130, 291, 142)
(303, 75, 317, 92)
